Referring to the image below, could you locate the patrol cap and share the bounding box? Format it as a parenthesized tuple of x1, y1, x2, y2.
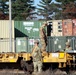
(43, 22, 47, 25)
(43, 22, 47, 24)
(34, 40, 39, 44)
(65, 42, 70, 46)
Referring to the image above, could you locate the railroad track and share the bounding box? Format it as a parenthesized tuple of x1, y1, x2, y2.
(0, 69, 25, 75)
(0, 62, 76, 75)
(0, 68, 76, 75)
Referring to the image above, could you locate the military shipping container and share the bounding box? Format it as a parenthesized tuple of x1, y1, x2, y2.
(52, 20, 62, 36)
(15, 36, 76, 53)
(0, 20, 14, 38)
(47, 36, 76, 52)
(66, 36, 76, 50)
(47, 20, 62, 36)
(72, 19, 76, 36)
(47, 36, 66, 52)
(62, 19, 73, 36)
(0, 39, 15, 52)
(14, 21, 44, 37)
(16, 37, 28, 53)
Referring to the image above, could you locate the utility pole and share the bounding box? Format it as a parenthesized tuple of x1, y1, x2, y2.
(9, 0, 12, 52)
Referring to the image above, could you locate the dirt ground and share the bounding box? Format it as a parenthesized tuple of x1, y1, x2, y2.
(0, 69, 76, 75)
(0, 69, 25, 75)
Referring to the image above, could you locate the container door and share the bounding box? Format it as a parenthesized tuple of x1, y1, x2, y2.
(47, 36, 66, 52)
(16, 37, 27, 53)
(66, 36, 76, 50)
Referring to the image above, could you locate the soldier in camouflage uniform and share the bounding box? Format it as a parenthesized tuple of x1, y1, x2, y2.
(65, 42, 72, 51)
(39, 22, 48, 52)
(31, 40, 42, 74)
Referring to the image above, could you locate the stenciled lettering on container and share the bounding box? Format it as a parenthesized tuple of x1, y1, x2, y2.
(23, 22, 39, 33)
(23, 22, 34, 33)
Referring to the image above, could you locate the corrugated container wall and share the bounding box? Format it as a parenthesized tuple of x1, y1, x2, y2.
(0, 20, 14, 38)
(14, 21, 44, 38)
(16, 37, 40, 53)
(51, 20, 62, 36)
(62, 19, 73, 36)
(0, 20, 15, 52)
(0, 39, 15, 52)
(66, 36, 76, 50)
(47, 36, 66, 52)
(16, 37, 28, 53)
(72, 19, 76, 36)
(47, 36, 76, 52)
(28, 37, 40, 52)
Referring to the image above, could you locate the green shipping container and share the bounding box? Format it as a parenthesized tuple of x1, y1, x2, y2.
(16, 37, 28, 53)
(47, 36, 66, 52)
(14, 21, 26, 37)
(66, 36, 76, 50)
(15, 36, 76, 53)
(14, 21, 44, 37)
(47, 36, 76, 52)
(27, 37, 40, 53)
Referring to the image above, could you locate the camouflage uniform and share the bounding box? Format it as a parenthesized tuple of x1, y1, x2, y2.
(39, 23, 47, 52)
(32, 40, 42, 74)
(65, 42, 72, 51)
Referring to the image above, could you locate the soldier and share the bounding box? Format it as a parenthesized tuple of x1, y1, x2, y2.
(39, 22, 48, 52)
(31, 40, 42, 74)
(65, 41, 72, 51)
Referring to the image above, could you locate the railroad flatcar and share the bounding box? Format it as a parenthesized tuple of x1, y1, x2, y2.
(0, 20, 76, 74)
